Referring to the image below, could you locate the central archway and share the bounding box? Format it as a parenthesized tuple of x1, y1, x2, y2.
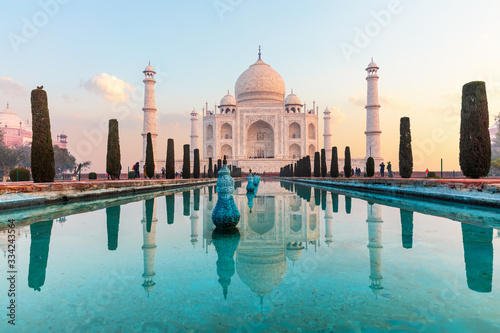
(246, 120, 274, 158)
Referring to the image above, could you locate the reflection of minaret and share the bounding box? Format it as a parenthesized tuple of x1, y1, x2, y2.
(324, 194, 333, 246)
(400, 209, 413, 249)
(141, 198, 158, 294)
(461, 223, 493, 293)
(106, 206, 120, 251)
(367, 202, 383, 296)
(28, 220, 53, 292)
(190, 198, 199, 248)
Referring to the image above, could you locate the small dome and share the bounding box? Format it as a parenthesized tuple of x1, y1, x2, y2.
(220, 94, 236, 106)
(366, 58, 379, 69)
(235, 58, 285, 103)
(286, 242, 304, 262)
(285, 92, 301, 106)
(0, 104, 25, 129)
(144, 63, 155, 73)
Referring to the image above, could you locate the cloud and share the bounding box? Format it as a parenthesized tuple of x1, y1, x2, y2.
(348, 92, 413, 110)
(81, 73, 133, 102)
(0, 77, 27, 96)
(330, 107, 347, 124)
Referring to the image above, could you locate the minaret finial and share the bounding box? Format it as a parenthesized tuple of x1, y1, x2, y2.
(6, 102, 9, 108)
(227, 89, 230, 95)
(149, 60, 150, 65)
(291, 88, 293, 94)
(371, 57, 373, 62)
(258, 45, 261, 59)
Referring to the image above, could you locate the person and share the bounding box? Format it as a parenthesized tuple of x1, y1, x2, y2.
(161, 167, 165, 178)
(387, 162, 392, 178)
(143, 164, 146, 178)
(351, 168, 355, 177)
(133, 162, 140, 178)
(425, 168, 429, 178)
(175, 171, 178, 178)
(380, 162, 385, 177)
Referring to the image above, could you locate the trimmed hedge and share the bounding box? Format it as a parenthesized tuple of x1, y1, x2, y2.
(321, 149, 327, 177)
(166, 138, 175, 179)
(145, 132, 154, 179)
(314, 152, 320, 177)
(366, 157, 375, 177)
(193, 149, 200, 178)
(9, 168, 30, 181)
(30, 88, 55, 183)
(330, 147, 339, 178)
(399, 117, 413, 178)
(344, 147, 352, 178)
(459, 81, 491, 178)
(182, 144, 190, 179)
(128, 171, 135, 179)
(89, 172, 97, 180)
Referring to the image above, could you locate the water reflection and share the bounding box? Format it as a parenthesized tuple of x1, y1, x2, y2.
(141, 198, 158, 294)
(28, 220, 53, 292)
(461, 223, 493, 293)
(212, 229, 240, 299)
(165, 194, 175, 225)
(183, 191, 190, 216)
(367, 203, 383, 296)
(106, 206, 120, 251)
(400, 209, 414, 249)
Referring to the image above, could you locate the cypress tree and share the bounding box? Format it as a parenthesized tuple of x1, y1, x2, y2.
(166, 138, 175, 179)
(106, 119, 121, 180)
(217, 158, 222, 171)
(331, 147, 339, 178)
(314, 152, 320, 177)
(214, 164, 218, 177)
(208, 157, 213, 178)
(145, 132, 154, 179)
(366, 157, 375, 177)
(291, 164, 294, 177)
(460, 81, 491, 178)
(344, 147, 352, 178)
(193, 149, 200, 178)
(306, 155, 312, 177)
(30, 88, 55, 183)
(321, 149, 327, 177)
(182, 144, 190, 179)
(399, 117, 413, 178)
(294, 162, 297, 177)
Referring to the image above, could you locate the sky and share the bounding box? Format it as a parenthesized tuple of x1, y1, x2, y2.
(1, 0, 500, 172)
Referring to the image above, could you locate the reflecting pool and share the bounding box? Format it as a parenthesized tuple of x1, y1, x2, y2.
(1, 180, 500, 332)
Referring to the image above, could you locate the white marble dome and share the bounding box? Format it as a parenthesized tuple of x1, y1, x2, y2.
(220, 93, 236, 106)
(235, 59, 286, 103)
(284, 92, 301, 105)
(367, 60, 378, 69)
(144, 64, 155, 73)
(0, 104, 25, 129)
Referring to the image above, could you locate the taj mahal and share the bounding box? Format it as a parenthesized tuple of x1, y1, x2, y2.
(140, 48, 383, 173)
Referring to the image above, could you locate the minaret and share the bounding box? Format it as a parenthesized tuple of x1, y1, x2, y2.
(323, 107, 332, 160)
(190, 108, 199, 160)
(365, 59, 382, 162)
(141, 198, 158, 294)
(190, 199, 199, 248)
(141, 63, 158, 170)
(324, 194, 333, 246)
(367, 202, 383, 296)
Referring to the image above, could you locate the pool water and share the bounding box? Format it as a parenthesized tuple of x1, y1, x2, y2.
(1, 180, 500, 332)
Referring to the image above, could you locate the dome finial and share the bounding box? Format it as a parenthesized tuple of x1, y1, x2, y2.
(6, 102, 9, 108)
(258, 45, 261, 60)
(149, 60, 150, 66)
(227, 89, 230, 95)
(291, 88, 293, 94)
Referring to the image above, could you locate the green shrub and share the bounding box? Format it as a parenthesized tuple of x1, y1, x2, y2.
(165, 138, 175, 179)
(9, 168, 30, 181)
(314, 152, 320, 177)
(128, 171, 135, 179)
(366, 157, 375, 177)
(427, 171, 437, 178)
(89, 172, 97, 180)
(459, 81, 491, 178)
(106, 119, 121, 180)
(330, 147, 339, 177)
(30, 88, 55, 183)
(145, 132, 154, 179)
(399, 117, 413, 178)
(320, 149, 327, 177)
(344, 147, 352, 178)
(155, 174, 160, 179)
(182, 144, 190, 179)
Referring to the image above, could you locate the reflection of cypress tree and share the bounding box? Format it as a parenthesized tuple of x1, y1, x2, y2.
(145, 198, 154, 233)
(183, 191, 190, 216)
(106, 205, 120, 251)
(331, 193, 339, 213)
(321, 190, 327, 211)
(166, 194, 175, 225)
(234, 181, 242, 189)
(314, 188, 321, 206)
(212, 228, 240, 300)
(28, 220, 53, 292)
(461, 224, 493, 293)
(194, 188, 200, 211)
(208, 186, 213, 202)
(400, 209, 414, 249)
(345, 196, 352, 214)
